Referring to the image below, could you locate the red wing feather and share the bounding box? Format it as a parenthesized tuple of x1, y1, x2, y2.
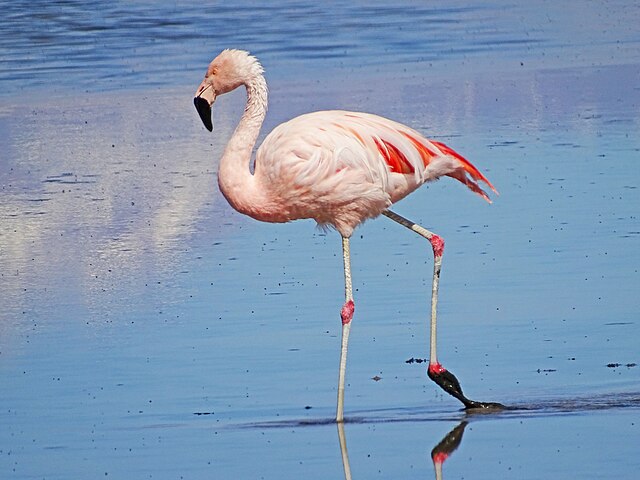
(431, 140, 498, 194)
(373, 137, 415, 174)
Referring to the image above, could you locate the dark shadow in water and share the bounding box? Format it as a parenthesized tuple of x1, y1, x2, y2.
(228, 391, 640, 429)
(222, 391, 640, 479)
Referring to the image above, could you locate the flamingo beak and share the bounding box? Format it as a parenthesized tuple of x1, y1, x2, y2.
(194, 81, 215, 132)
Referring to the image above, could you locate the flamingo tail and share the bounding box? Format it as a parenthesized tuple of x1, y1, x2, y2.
(431, 141, 498, 203)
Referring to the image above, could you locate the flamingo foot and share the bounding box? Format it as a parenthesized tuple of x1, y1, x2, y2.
(427, 363, 505, 410)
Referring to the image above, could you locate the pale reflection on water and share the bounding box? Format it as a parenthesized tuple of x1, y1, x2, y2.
(0, 91, 239, 330)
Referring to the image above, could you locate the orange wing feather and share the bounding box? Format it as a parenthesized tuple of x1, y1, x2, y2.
(373, 137, 415, 174)
(400, 131, 439, 167)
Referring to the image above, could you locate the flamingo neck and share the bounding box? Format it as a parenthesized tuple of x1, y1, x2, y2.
(217, 74, 270, 218)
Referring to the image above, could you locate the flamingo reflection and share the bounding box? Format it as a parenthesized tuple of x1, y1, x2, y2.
(337, 420, 468, 480)
(430, 421, 468, 480)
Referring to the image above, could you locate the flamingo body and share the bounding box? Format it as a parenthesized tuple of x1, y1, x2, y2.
(254, 110, 495, 237)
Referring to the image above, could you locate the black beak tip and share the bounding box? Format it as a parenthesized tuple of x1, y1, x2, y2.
(194, 96, 213, 132)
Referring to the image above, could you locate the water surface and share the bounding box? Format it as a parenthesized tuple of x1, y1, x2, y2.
(1, 1, 639, 479)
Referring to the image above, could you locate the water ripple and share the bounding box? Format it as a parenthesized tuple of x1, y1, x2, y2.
(4, 1, 638, 97)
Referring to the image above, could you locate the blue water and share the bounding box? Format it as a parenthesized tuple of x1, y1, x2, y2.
(1, 2, 640, 479)
(1, 0, 639, 95)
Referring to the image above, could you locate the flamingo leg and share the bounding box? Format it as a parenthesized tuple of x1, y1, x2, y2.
(382, 210, 504, 410)
(336, 235, 355, 423)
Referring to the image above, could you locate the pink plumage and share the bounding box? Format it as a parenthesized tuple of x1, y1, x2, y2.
(256, 110, 496, 236)
(194, 49, 503, 421)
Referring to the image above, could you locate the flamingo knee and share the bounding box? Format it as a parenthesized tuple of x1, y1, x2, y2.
(429, 234, 445, 258)
(340, 300, 355, 325)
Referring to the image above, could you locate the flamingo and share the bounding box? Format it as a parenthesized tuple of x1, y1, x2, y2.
(194, 49, 503, 422)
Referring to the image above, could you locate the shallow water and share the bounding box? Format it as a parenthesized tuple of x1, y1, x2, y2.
(1, 2, 640, 479)
(2, 0, 639, 94)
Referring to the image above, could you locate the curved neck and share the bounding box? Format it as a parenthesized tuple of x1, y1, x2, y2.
(217, 74, 269, 217)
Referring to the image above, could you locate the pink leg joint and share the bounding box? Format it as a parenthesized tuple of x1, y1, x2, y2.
(432, 451, 450, 465)
(428, 362, 446, 374)
(429, 234, 445, 258)
(340, 300, 355, 325)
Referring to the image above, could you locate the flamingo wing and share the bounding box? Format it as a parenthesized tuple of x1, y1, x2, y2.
(255, 110, 496, 235)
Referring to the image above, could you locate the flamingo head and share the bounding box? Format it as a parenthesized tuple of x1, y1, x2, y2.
(194, 49, 264, 132)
